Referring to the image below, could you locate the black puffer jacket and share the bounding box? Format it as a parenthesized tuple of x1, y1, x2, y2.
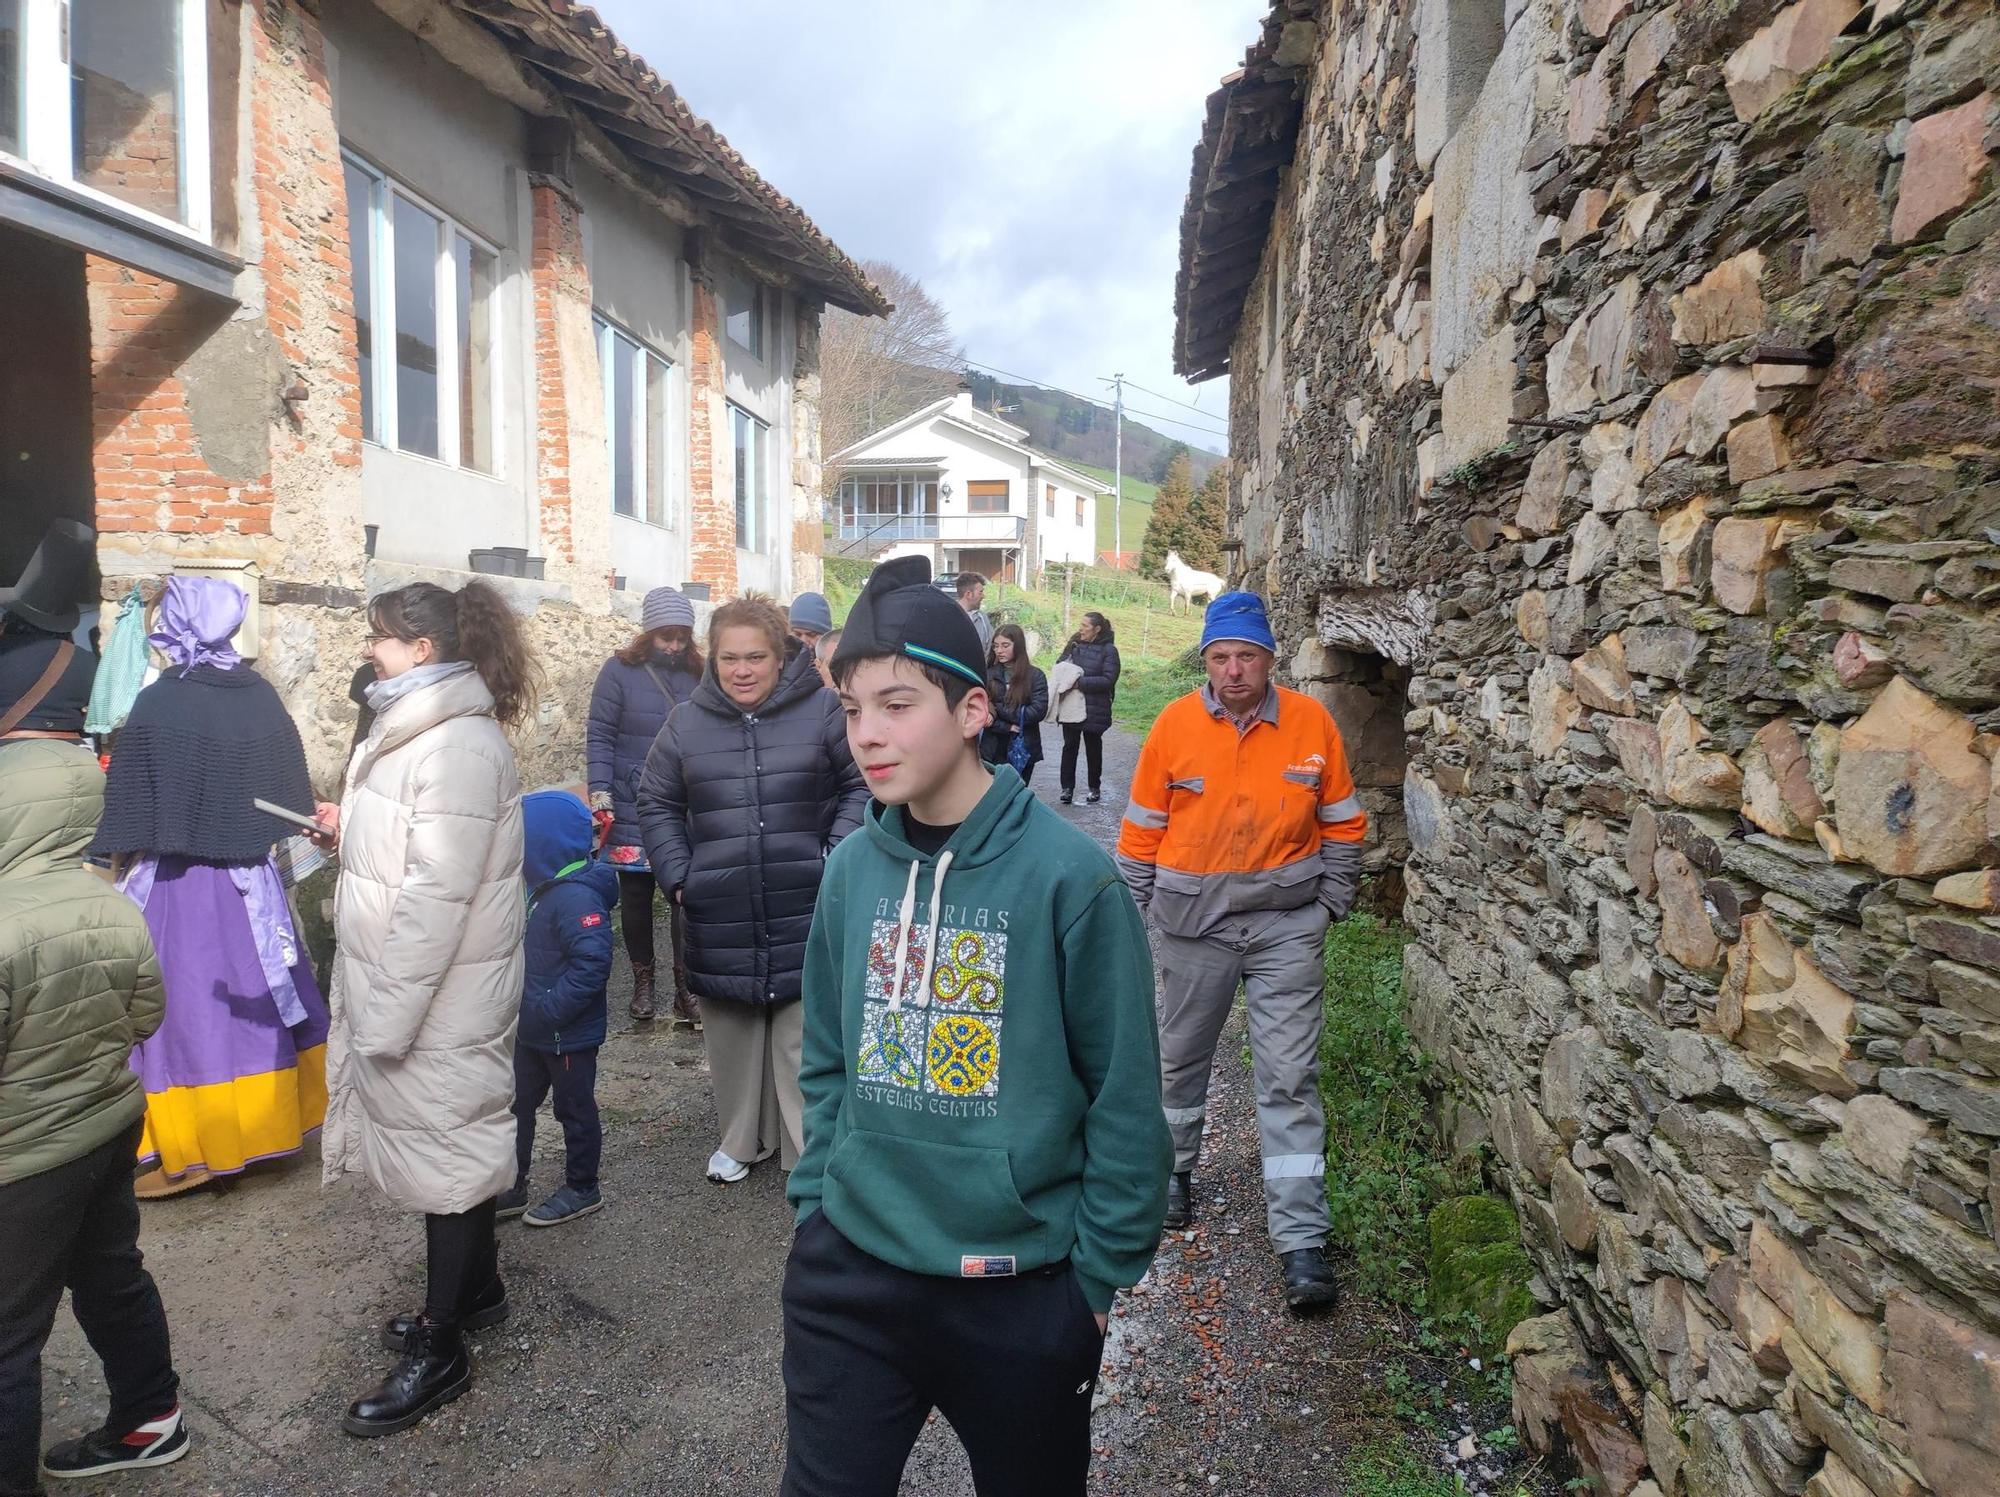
(636, 641, 866, 1006)
(980, 664, 1048, 767)
(1056, 638, 1122, 734)
(587, 648, 700, 849)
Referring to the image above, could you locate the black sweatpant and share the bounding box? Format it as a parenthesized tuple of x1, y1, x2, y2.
(422, 1198, 498, 1325)
(513, 1046, 601, 1191)
(0, 1122, 178, 1497)
(1059, 725, 1104, 795)
(781, 1211, 1105, 1497)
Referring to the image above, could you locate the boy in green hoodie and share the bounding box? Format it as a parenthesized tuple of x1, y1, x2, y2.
(782, 556, 1170, 1497)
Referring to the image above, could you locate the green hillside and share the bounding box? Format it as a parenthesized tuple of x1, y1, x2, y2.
(1073, 463, 1158, 564)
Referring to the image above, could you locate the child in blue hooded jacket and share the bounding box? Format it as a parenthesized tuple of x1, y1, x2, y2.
(510, 791, 621, 1228)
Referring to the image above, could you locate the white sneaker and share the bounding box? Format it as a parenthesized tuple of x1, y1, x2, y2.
(706, 1149, 750, 1184)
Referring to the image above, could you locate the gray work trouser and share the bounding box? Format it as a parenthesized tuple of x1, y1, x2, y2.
(1155, 901, 1331, 1253)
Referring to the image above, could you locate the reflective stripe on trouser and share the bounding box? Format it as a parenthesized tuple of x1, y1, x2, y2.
(1154, 900, 1331, 1252)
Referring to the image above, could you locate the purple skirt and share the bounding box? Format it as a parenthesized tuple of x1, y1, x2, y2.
(131, 856, 331, 1178)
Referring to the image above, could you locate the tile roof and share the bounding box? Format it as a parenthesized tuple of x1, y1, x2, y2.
(455, 0, 888, 316)
(1173, 3, 1314, 382)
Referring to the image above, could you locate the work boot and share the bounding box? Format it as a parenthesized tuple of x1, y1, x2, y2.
(629, 963, 656, 1022)
(1162, 1171, 1194, 1230)
(1279, 1247, 1342, 1314)
(671, 967, 701, 1030)
(380, 1276, 508, 1353)
(344, 1317, 472, 1437)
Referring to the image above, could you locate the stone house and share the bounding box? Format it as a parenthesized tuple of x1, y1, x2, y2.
(1176, 2, 2000, 1495)
(826, 390, 1108, 584)
(0, 0, 883, 785)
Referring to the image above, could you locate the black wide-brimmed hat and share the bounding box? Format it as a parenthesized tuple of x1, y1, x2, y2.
(0, 519, 96, 634)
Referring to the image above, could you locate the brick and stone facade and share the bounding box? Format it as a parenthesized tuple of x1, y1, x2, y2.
(1179, 2, 2000, 1494)
(59, 0, 875, 790)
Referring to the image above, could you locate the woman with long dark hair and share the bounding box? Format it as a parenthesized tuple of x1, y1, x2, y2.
(587, 587, 703, 1025)
(636, 594, 866, 1185)
(979, 622, 1048, 784)
(319, 579, 539, 1437)
(1054, 611, 1120, 804)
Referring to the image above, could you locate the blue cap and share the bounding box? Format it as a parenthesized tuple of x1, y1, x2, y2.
(1199, 591, 1276, 654)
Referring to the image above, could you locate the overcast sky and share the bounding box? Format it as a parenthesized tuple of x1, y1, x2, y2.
(590, 0, 1268, 456)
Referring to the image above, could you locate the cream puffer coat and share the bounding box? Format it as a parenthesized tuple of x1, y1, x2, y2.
(322, 668, 525, 1215)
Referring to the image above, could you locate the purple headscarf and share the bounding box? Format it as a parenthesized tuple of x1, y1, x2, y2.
(149, 575, 246, 674)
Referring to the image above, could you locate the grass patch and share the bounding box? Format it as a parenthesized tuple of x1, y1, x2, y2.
(1344, 1441, 1475, 1497)
(1071, 461, 1159, 561)
(821, 555, 1204, 735)
(1319, 914, 1459, 1308)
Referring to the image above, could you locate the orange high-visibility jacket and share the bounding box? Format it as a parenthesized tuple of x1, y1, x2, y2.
(1115, 685, 1367, 939)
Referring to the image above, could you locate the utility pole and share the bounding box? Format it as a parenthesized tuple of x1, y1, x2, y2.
(1102, 373, 1125, 569)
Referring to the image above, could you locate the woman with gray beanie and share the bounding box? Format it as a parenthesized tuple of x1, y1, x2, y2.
(587, 586, 703, 1024)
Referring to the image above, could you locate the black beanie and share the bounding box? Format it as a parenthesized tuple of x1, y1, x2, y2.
(830, 555, 985, 688)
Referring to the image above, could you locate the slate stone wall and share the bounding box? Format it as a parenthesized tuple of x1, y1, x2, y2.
(1223, 1, 2000, 1493)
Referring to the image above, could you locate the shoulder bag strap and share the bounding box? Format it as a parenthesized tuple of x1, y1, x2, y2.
(0, 640, 76, 737)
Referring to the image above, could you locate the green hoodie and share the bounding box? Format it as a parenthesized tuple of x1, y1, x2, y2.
(789, 767, 1170, 1313)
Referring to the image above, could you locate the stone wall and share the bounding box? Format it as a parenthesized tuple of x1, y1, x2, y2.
(1217, 1, 2000, 1493)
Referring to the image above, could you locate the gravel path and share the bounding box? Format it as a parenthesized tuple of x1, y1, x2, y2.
(41, 723, 1386, 1496)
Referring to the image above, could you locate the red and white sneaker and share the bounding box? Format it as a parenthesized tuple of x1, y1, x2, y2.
(41, 1404, 190, 1480)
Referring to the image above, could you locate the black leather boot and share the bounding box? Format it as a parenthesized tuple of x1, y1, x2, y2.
(1162, 1171, 1193, 1230)
(379, 1276, 508, 1353)
(344, 1317, 471, 1436)
(1280, 1247, 1342, 1314)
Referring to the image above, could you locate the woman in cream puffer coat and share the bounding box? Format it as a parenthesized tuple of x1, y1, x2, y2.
(320, 579, 534, 1440)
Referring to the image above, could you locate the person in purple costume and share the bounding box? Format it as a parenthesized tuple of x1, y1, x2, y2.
(89, 576, 331, 1199)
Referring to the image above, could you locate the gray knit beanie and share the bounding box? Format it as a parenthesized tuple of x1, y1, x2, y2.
(788, 592, 834, 635)
(641, 586, 695, 632)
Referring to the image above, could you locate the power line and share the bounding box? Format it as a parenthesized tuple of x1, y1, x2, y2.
(1121, 403, 1227, 438)
(1120, 378, 1219, 418)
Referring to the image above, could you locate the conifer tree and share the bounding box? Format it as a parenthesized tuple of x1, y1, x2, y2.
(1179, 464, 1228, 572)
(1139, 450, 1196, 579)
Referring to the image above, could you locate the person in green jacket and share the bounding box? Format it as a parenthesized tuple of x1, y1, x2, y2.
(782, 556, 1170, 1497)
(0, 740, 187, 1492)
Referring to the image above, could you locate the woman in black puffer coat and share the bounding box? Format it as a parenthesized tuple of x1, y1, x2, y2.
(586, 587, 702, 1025)
(636, 594, 865, 1184)
(1054, 611, 1121, 804)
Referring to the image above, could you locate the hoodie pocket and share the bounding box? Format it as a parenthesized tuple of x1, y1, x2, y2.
(826, 1130, 1046, 1267)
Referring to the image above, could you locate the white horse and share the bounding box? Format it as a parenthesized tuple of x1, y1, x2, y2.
(1164, 550, 1225, 614)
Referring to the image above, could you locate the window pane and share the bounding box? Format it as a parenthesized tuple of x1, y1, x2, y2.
(343, 161, 377, 442)
(72, 0, 186, 224)
(454, 233, 496, 474)
(392, 195, 441, 459)
(725, 272, 761, 358)
(609, 334, 635, 518)
(0, 0, 22, 157)
(645, 355, 669, 527)
(732, 406, 766, 550)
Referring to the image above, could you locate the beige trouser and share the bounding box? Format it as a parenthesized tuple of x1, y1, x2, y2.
(703, 996, 804, 1169)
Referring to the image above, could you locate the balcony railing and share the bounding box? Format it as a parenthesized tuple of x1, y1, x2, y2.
(828, 511, 1026, 559)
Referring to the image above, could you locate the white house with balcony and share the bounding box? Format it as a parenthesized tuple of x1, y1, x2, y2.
(829, 392, 1107, 584)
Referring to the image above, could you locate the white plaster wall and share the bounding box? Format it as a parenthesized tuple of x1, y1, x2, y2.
(326, 4, 537, 572)
(719, 261, 793, 598)
(580, 167, 690, 596)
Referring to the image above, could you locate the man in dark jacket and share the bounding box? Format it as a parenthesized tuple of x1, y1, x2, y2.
(635, 595, 867, 1184)
(509, 792, 621, 1229)
(0, 740, 186, 1490)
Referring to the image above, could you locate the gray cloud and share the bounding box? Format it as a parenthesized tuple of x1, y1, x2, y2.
(593, 0, 1263, 453)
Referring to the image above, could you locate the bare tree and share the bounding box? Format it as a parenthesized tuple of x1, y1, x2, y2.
(820, 260, 964, 492)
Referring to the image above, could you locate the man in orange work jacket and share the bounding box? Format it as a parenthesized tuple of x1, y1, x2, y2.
(1115, 590, 1365, 1313)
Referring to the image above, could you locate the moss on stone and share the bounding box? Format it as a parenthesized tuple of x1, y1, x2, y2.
(1427, 1194, 1537, 1357)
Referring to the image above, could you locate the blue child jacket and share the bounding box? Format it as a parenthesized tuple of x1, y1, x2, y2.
(520, 791, 621, 1054)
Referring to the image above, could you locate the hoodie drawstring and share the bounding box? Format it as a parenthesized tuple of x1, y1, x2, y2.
(886, 850, 955, 1011)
